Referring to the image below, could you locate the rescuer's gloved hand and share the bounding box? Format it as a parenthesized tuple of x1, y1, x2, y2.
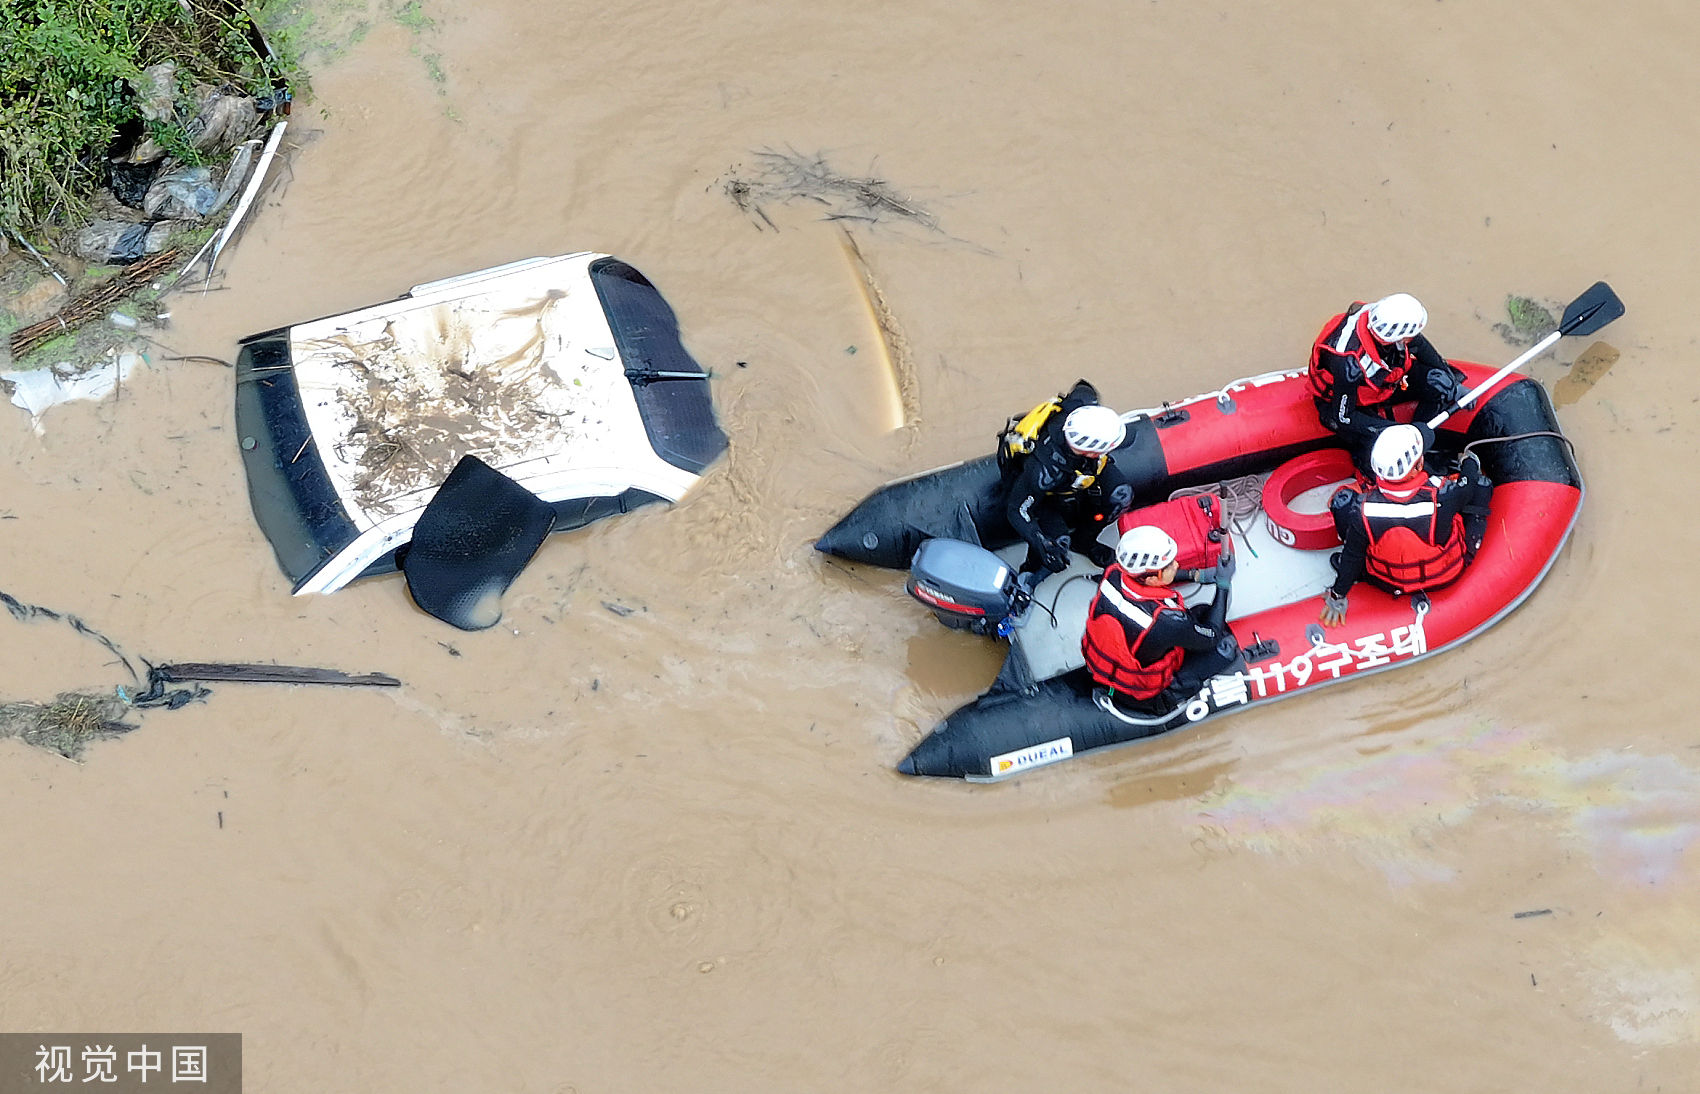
(1214, 543, 1236, 586)
(1320, 590, 1349, 628)
(1041, 540, 1072, 574)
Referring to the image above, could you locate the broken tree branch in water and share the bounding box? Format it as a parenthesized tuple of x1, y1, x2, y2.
(1, 587, 403, 756)
(157, 354, 234, 368)
(150, 663, 402, 688)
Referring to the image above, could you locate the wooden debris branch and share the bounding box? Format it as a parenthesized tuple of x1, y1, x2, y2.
(150, 662, 403, 688)
(1, 588, 404, 759)
(7, 247, 182, 359)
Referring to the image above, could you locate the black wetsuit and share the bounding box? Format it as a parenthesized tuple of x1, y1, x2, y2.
(1002, 381, 1134, 575)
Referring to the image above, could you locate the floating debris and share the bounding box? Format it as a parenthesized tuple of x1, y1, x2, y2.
(720, 149, 939, 233)
(1, 588, 400, 760)
(0, 692, 137, 761)
(147, 662, 402, 688)
(1493, 293, 1560, 346)
(3, 351, 146, 432)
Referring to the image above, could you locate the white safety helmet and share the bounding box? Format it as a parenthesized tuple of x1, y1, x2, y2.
(1114, 525, 1179, 575)
(1371, 424, 1426, 482)
(1062, 405, 1127, 455)
(1366, 293, 1427, 343)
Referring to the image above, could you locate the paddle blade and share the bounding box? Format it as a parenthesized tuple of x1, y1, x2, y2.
(1559, 281, 1624, 337)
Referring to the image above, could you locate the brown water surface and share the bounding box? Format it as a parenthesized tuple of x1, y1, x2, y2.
(5, 2, 1699, 1090)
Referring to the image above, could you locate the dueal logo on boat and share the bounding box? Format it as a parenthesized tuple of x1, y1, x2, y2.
(991, 737, 1073, 777)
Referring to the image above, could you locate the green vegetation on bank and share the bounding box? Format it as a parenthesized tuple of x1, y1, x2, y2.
(0, 0, 298, 239)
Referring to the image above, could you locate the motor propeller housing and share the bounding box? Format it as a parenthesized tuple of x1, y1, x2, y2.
(905, 538, 1022, 635)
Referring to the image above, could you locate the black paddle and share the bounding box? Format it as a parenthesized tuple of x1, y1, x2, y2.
(1427, 281, 1625, 429)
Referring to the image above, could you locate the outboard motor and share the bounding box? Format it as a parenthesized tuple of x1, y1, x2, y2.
(905, 538, 1028, 637)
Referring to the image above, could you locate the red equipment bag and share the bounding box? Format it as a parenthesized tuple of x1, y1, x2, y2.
(1116, 493, 1226, 570)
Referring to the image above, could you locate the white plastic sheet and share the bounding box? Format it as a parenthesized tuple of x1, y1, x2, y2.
(2, 353, 145, 434)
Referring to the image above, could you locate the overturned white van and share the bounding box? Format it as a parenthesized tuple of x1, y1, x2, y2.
(234, 253, 726, 626)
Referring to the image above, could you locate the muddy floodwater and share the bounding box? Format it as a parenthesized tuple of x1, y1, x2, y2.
(4, 1, 1699, 1090)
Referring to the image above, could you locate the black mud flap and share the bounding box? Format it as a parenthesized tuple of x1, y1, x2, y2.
(400, 456, 557, 631)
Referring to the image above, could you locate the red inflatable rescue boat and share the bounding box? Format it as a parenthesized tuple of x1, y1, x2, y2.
(817, 284, 1622, 780)
(819, 359, 1589, 780)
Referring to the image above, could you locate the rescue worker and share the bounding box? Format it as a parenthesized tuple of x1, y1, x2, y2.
(999, 380, 1135, 580)
(1320, 424, 1493, 627)
(1308, 293, 1466, 472)
(1081, 525, 1243, 706)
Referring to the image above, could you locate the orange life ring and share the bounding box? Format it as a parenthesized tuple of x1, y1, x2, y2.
(1261, 448, 1357, 550)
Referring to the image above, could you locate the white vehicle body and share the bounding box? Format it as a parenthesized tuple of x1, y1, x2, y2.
(235, 253, 725, 595)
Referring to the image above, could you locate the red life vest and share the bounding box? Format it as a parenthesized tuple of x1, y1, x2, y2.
(1359, 477, 1468, 592)
(1081, 566, 1188, 699)
(1307, 303, 1412, 408)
